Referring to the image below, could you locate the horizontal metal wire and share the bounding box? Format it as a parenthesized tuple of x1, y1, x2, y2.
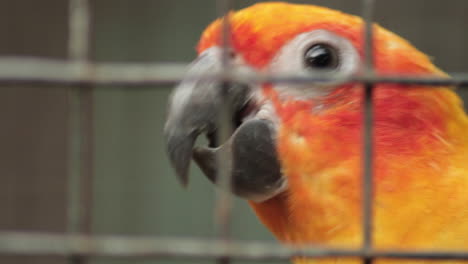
(1, 232, 468, 261)
(1, 57, 468, 87)
(0, 57, 187, 86)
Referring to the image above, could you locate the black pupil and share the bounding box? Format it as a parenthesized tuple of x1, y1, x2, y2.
(304, 44, 339, 69)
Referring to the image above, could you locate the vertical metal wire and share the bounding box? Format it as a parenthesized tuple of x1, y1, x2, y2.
(361, 1, 376, 264)
(67, 0, 92, 264)
(69, 0, 90, 61)
(214, 0, 234, 264)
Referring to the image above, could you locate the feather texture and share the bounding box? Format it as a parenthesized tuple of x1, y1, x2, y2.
(198, 2, 468, 264)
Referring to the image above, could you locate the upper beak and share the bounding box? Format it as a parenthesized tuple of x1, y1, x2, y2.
(164, 47, 286, 202)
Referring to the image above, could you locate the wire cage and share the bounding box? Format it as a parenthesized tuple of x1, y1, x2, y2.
(2, 0, 468, 264)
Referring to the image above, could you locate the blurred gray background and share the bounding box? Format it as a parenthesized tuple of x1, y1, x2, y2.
(0, 0, 467, 264)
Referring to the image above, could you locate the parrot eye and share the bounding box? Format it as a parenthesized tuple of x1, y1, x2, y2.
(268, 29, 360, 98)
(304, 44, 339, 70)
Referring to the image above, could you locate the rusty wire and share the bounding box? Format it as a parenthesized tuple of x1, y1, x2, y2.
(214, 1, 235, 264)
(67, 0, 92, 264)
(361, 1, 376, 264)
(1, 0, 468, 262)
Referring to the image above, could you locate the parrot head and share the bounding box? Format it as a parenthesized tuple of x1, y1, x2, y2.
(165, 1, 468, 254)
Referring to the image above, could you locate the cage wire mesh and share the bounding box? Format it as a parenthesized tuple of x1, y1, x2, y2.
(2, 0, 468, 264)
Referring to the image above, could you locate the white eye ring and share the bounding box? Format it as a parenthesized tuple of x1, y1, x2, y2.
(269, 29, 361, 76)
(267, 29, 361, 99)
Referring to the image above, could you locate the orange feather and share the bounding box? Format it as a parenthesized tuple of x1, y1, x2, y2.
(198, 2, 468, 264)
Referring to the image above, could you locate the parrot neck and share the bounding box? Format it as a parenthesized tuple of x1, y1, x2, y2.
(250, 85, 468, 256)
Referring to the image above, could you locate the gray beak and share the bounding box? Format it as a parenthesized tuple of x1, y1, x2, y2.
(164, 47, 286, 202)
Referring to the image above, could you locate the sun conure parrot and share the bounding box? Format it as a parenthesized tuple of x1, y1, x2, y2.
(164, 2, 468, 264)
